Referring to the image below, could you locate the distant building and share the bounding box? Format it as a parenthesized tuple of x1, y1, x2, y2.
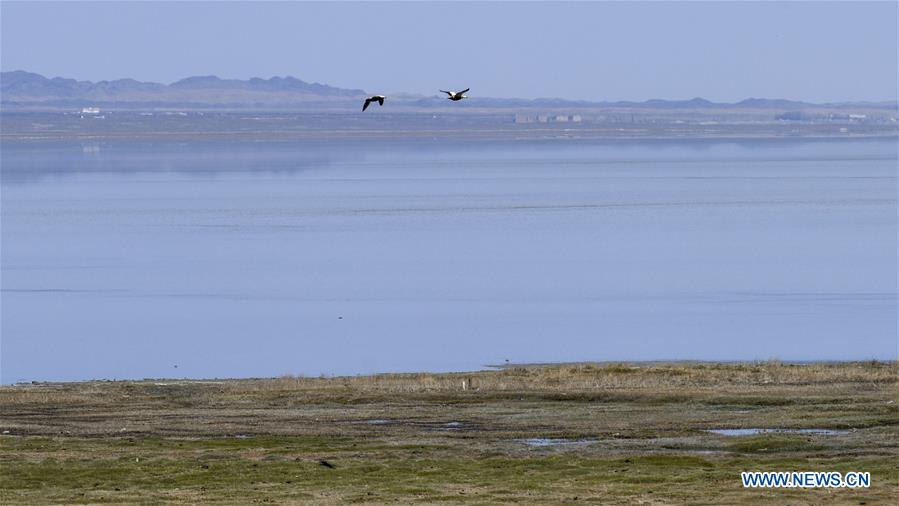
(515, 113, 583, 125)
(514, 114, 534, 124)
(775, 111, 804, 121)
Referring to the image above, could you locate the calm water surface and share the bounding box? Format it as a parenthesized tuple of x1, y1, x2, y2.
(1, 138, 896, 382)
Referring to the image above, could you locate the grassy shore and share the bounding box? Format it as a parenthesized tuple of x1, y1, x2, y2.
(1, 361, 896, 504)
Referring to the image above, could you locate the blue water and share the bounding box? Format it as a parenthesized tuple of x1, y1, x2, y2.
(1, 138, 896, 382)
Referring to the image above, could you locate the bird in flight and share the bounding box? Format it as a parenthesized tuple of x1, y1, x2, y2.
(440, 88, 469, 101)
(362, 95, 385, 111)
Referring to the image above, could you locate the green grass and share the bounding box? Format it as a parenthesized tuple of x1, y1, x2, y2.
(2, 362, 897, 504)
(3, 439, 896, 504)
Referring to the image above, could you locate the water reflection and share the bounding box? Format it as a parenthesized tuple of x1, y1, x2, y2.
(1, 138, 896, 383)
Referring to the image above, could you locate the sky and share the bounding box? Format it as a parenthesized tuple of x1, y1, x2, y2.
(1, 1, 897, 103)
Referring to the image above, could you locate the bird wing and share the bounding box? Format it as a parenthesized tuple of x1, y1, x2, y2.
(362, 97, 372, 111)
(459, 88, 470, 94)
(376, 96, 384, 106)
(440, 90, 453, 97)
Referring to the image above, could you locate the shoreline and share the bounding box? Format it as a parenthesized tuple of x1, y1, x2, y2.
(0, 131, 899, 145)
(3, 130, 897, 143)
(5, 359, 896, 387)
(2, 110, 896, 143)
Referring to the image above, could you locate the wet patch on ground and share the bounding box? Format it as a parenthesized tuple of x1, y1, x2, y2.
(522, 438, 597, 447)
(352, 419, 480, 432)
(705, 428, 850, 436)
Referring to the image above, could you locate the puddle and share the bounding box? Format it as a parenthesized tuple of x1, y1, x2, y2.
(705, 428, 849, 436)
(433, 421, 467, 432)
(523, 438, 596, 447)
(361, 419, 474, 431)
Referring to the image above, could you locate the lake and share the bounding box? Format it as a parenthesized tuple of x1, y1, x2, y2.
(1, 138, 896, 382)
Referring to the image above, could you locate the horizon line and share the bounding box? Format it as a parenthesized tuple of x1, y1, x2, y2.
(3, 69, 896, 107)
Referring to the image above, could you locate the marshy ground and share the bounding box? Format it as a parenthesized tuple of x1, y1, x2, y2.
(1, 361, 896, 504)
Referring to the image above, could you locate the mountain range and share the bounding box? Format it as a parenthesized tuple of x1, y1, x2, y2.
(1, 70, 894, 111)
(1, 71, 364, 108)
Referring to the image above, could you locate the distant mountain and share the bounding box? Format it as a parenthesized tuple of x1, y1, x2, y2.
(735, 97, 826, 109)
(1, 71, 365, 108)
(628, 97, 716, 108)
(410, 94, 880, 110)
(168, 74, 357, 95)
(1, 71, 895, 111)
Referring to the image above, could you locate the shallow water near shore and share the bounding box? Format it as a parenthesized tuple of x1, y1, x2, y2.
(1, 138, 896, 382)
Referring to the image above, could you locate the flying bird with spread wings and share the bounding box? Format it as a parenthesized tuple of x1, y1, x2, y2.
(362, 95, 385, 111)
(440, 88, 469, 101)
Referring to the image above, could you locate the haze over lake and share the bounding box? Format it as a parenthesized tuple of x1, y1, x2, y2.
(1, 138, 896, 383)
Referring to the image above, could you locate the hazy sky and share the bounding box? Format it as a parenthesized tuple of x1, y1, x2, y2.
(1, 1, 896, 102)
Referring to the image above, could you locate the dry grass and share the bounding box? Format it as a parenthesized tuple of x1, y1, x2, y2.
(264, 360, 898, 392)
(3, 360, 895, 410)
